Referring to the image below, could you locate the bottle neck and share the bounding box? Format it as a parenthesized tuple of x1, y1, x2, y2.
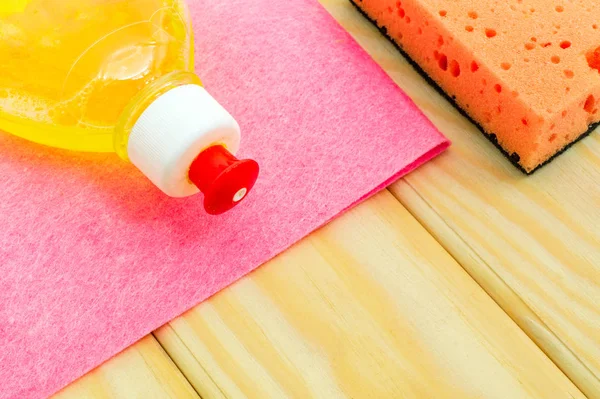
(113, 70, 202, 161)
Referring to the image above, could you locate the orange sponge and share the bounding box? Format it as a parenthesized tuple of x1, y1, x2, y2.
(352, 0, 600, 172)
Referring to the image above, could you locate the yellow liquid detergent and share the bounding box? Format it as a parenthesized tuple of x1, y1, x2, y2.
(0, 0, 259, 214)
(0, 0, 194, 154)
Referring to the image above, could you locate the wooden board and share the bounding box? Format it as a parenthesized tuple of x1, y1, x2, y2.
(314, 0, 600, 396)
(53, 335, 199, 399)
(155, 190, 585, 399)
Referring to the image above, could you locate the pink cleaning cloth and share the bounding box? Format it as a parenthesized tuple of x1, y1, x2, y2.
(0, 1, 448, 398)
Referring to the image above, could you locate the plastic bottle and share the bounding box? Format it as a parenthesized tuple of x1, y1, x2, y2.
(0, 0, 259, 215)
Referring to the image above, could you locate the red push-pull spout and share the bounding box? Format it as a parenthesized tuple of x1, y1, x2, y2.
(188, 145, 259, 215)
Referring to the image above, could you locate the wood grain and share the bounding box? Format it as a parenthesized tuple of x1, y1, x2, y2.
(315, 0, 600, 396)
(53, 335, 199, 399)
(155, 190, 584, 399)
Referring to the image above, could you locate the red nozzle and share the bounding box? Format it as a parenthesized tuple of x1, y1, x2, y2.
(188, 145, 259, 215)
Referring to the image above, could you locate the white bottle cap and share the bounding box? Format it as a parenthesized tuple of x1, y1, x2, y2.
(127, 84, 241, 197)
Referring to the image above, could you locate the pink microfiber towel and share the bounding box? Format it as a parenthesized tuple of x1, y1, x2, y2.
(0, 1, 448, 398)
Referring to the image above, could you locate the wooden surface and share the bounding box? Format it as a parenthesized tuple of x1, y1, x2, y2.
(57, 0, 599, 398)
(52, 336, 198, 399)
(154, 191, 585, 399)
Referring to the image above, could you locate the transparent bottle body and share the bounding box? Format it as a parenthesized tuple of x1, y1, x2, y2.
(0, 0, 196, 159)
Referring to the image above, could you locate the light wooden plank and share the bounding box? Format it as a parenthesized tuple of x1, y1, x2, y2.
(53, 335, 199, 399)
(315, 0, 600, 396)
(155, 190, 584, 399)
